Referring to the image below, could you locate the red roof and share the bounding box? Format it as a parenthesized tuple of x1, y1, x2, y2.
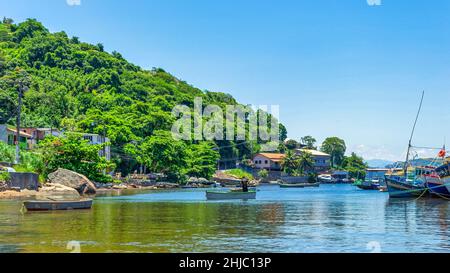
(6, 128, 32, 138)
(254, 153, 285, 162)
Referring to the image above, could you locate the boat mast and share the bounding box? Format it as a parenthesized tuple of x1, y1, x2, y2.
(404, 91, 425, 176)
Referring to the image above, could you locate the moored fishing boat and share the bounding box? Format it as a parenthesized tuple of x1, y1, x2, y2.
(279, 182, 320, 188)
(355, 180, 380, 190)
(23, 199, 93, 211)
(435, 160, 450, 197)
(355, 168, 389, 190)
(385, 173, 427, 198)
(206, 190, 256, 200)
(385, 91, 428, 199)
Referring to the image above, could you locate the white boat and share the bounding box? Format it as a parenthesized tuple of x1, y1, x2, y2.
(318, 174, 332, 183)
(206, 190, 256, 200)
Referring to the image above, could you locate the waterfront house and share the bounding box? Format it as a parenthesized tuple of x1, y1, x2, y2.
(21, 128, 61, 143)
(82, 133, 111, 160)
(0, 124, 7, 145)
(0, 125, 33, 150)
(16, 127, 111, 160)
(366, 168, 389, 182)
(295, 149, 331, 172)
(252, 153, 284, 171)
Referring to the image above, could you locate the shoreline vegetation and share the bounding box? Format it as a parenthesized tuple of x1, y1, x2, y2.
(0, 18, 369, 200)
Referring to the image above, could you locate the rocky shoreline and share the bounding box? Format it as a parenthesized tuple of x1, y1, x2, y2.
(0, 168, 260, 200)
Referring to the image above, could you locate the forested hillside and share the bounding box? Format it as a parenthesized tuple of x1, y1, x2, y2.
(0, 18, 287, 180)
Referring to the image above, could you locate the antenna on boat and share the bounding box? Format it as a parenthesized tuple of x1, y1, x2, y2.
(404, 91, 425, 176)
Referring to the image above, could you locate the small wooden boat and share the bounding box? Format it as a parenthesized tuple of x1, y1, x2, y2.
(23, 199, 93, 211)
(279, 182, 320, 188)
(355, 180, 380, 190)
(206, 190, 256, 200)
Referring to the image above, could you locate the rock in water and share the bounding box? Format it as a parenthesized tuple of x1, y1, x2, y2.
(48, 168, 97, 195)
(39, 183, 81, 199)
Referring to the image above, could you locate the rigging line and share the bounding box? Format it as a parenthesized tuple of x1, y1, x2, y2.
(404, 91, 425, 174)
(408, 91, 425, 147)
(410, 146, 444, 150)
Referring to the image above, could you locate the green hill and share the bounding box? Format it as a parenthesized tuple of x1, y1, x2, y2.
(0, 18, 287, 179)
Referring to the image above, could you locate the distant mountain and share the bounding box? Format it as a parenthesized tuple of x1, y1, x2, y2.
(365, 159, 394, 168)
(385, 158, 444, 169)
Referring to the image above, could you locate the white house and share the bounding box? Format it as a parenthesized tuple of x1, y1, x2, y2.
(252, 153, 284, 171)
(295, 149, 331, 172)
(82, 133, 111, 161)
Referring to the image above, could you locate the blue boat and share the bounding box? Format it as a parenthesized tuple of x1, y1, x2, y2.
(385, 174, 427, 198)
(426, 179, 450, 198)
(433, 161, 450, 198)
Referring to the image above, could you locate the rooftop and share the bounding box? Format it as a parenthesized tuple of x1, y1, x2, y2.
(296, 149, 330, 157)
(6, 128, 32, 138)
(255, 153, 285, 162)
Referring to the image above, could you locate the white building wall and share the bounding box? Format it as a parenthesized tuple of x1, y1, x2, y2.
(0, 125, 7, 144)
(253, 155, 272, 169)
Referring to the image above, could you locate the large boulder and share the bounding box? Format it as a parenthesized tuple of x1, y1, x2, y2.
(48, 168, 97, 195)
(39, 183, 81, 199)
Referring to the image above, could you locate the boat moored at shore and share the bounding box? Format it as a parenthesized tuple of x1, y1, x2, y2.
(23, 199, 93, 211)
(206, 190, 256, 200)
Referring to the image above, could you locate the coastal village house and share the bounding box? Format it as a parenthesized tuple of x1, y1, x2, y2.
(252, 153, 284, 171)
(252, 149, 331, 173)
(82, 133, 111, 161)
(0, 125, 111, 160)
(0, 125, 34, 150)
(295, 149, 331, 172)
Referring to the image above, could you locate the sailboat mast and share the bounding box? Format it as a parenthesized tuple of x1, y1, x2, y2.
(404, 91, 425, 176)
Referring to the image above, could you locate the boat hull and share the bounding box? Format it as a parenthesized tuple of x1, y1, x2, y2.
(279, 182, 320, 188)
(356, 184, 379, 190)
(355, 180, 380, 190)
(441, 177, 450, 196)
(206, 191, 256, 200)
(425, 177, 450, 198)
(385, 176, 427, 198)
(24, 199, 93, 211)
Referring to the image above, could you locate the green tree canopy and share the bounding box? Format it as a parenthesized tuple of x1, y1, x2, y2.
(321, 137, 347, 168)
(301, 135, 317, 150)
(342, 152, 367, 179)
(38, 133, 115, 182)
(285, 139, 299, 150)
(281, 150, 300, 176)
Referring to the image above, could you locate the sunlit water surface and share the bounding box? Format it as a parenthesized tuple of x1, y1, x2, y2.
(0, 184, 449, 253)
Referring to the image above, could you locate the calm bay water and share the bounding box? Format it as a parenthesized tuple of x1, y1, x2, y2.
(0, 184, 449, 253)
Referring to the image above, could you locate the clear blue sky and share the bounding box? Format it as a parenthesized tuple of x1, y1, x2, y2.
(2, 0, 450, 161)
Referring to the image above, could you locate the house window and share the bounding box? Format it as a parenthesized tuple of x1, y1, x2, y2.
(83, 135, 93, 143)
(265, 160, 268, 164)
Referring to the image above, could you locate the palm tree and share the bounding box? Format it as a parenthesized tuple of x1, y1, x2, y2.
(281, 150, 300, 176)
(298, 151, 315, 175)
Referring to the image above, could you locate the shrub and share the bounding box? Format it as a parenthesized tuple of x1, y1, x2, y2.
(224, 169, 254, 180)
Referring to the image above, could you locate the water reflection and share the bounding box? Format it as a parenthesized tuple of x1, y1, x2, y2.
(0, 185, 449, 253)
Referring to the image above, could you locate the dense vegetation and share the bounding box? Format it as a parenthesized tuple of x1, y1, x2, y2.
(0, 18, 287, 182)
(0, 141, 44, 181)
(283, 136, 367, 179)
(223, 169, 254, 180)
